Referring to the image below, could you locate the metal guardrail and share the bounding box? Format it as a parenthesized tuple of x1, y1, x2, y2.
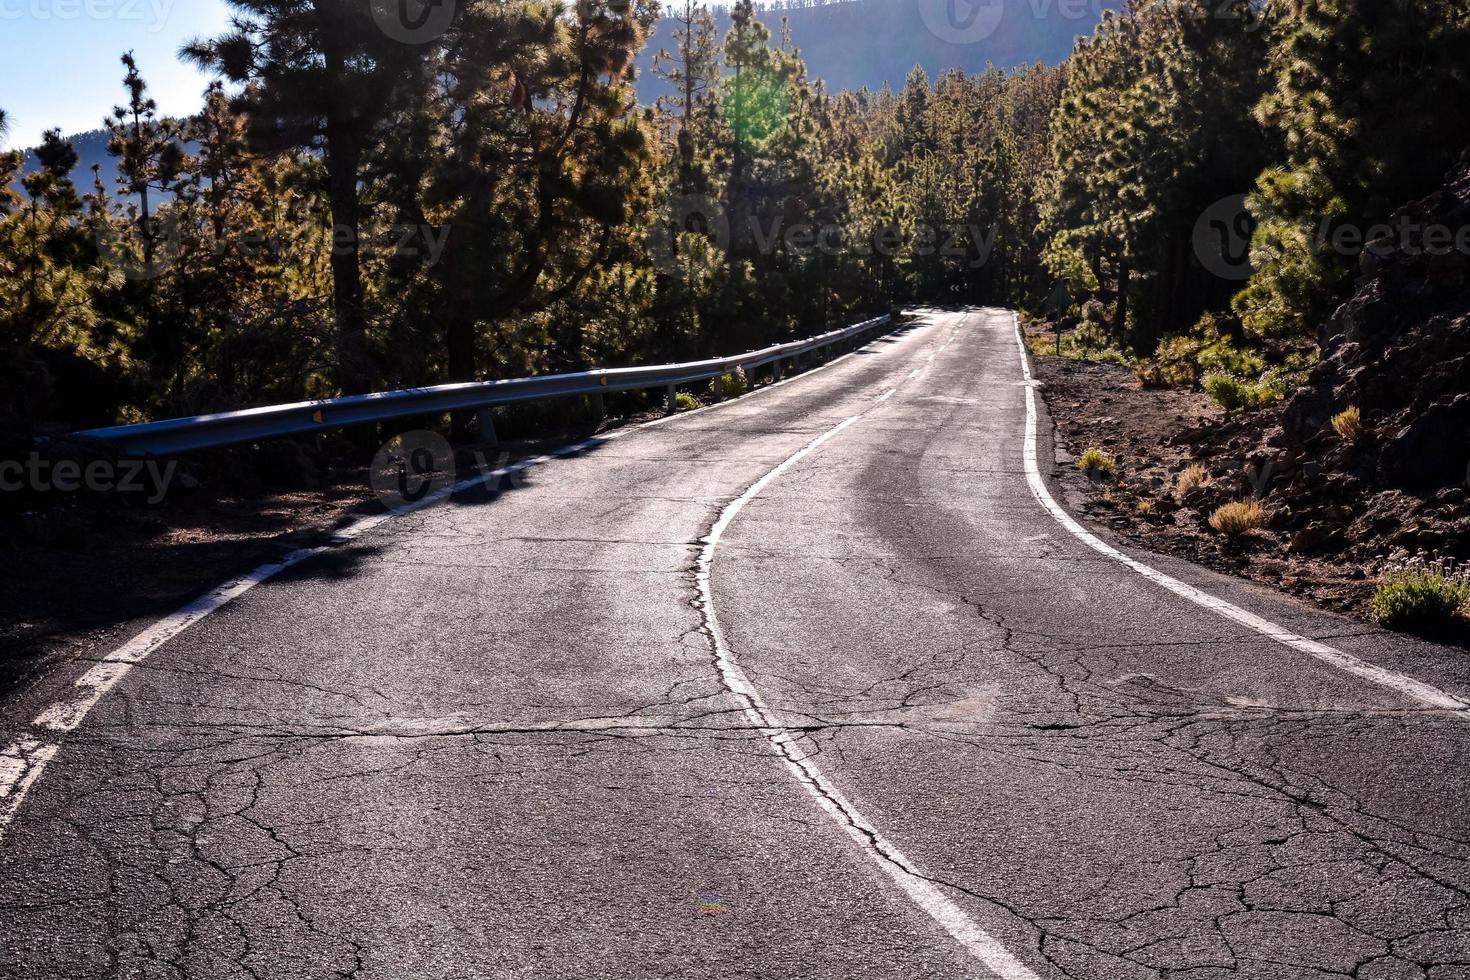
(74, 314, 895, 456)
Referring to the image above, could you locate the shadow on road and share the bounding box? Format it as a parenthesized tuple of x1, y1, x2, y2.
(0, 315, 915, 700)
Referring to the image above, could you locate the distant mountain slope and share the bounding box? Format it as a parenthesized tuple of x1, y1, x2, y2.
(16, 129, 186, 206)
(17, 129, 120, 194)
(13, 0, 1108, 193)
(635, 0, 1115, 101)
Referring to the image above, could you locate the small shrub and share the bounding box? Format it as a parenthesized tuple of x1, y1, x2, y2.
(1259, 349, 1318, 401)
(711, 368, 749, 399)
(1076, 448, 1117, 478)
(674, 392, 700, 412)
(1083, 346, 1131, 367)
(1197, 342, 1266, 380)
(1175, 464, 1212, 496)
(1259, 365, 1307, 401)
(1372, 561, 1470, 632)
(1331, 406, 1362, 443)
(1026, 332, 1056, 357)
(1155, 335, 1208, 387)
(1208, 500, 1266, 537)
(1038, 331, 1131, 365)
(1073, 300, 1110, 354)
(1079, 299, 1109, 327)
(1252, 384, 1283, 408)
(1072, 319, 1109, 356)
(1202, 374, 1250, 413)
(1203, 373, 1276, 414)
(1138, 314, 1259, 389)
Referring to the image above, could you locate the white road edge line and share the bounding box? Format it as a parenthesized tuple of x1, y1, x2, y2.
(696, 330, 1042, 980)
(0, 318, 911, 838)
(1010, 310, 1470, 716)
(0, 739, 58, 829)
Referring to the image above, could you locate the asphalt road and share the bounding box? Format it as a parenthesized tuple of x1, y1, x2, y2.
(2, 308, 1467, 979)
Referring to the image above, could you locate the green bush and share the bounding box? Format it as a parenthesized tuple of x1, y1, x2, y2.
(1138, 313, 1272, 390)
(1073, 319, 1109, 355)
(711, 368, 749, 399)
(1202, 374, 1251, 413)
(674, 391, 700, 412)
(1197, 343, 1265, 379)
(1039, 330, 1130, 366)
(1203, 373, 1276, 414)
(1372, 568, 1469, 632)
(1137, 336, 1205, 388)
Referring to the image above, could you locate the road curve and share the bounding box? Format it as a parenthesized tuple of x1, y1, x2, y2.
(1, 309, 1467, 979)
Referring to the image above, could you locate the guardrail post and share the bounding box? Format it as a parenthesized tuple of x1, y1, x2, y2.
(712, 373, 724, 402)
(773, 359, 783, 382)
(477, 408, 499, 446)
(665, 383, 677, 415)
(591, 391, 605, 424)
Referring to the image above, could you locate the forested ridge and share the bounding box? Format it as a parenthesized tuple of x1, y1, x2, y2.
(634, 0, 1114, 102)
(1, 0, 1468, 446)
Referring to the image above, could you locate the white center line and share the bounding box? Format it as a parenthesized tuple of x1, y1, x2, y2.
(695, 323, 1043, 980)
(1009, 310, 1469, 715)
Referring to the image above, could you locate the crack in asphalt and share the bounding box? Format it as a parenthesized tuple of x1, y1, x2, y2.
(3, 313, 1467, 980)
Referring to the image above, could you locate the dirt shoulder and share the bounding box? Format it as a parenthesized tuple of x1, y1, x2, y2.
(1025, 323, 1469, 635)
(0, 467, 383, 698)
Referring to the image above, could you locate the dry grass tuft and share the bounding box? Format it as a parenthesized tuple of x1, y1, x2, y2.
(1175, 463, 1212, 497)
(1331, 406, 1362, 442)
(1076, 448, 1117, 478)
(1208, 500, 1266, 537)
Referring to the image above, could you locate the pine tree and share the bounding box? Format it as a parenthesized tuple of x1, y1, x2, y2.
(1041, 1, 1267, 352)
(894, 65, 932, 159)
(1, 132, 100, 364)
(654, 0, 721, 153)
(424, 0, 654, 395)
(1235, 0, 1470, 341)
(723, 0, 776, 195)
(0, 109, 20, 218)
(651, 1, 725, 356)
(106, 53, 185, 275)
(184, 1, 428, 393)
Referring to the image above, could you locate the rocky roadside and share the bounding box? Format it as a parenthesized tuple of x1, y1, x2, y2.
(1026, 158, 1470, 644)
(1029, 340, 1399, 620)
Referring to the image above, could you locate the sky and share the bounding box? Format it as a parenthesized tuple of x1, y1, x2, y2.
(1, 0, 233, 149)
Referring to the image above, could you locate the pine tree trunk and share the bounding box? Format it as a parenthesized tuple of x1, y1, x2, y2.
(1114, 256, 1131, 348)
(326, 134, 369, 395)
(447, 305, 476, 385)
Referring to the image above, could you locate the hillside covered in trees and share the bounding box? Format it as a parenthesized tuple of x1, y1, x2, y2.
(635, 0, 1115, 101)
(1, 0, 1467, 457)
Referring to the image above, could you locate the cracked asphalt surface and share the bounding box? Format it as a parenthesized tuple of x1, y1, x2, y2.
(2, 308, 1468, 979)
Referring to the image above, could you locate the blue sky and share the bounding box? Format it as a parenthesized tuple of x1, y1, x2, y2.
(1, 0, 233, 148)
